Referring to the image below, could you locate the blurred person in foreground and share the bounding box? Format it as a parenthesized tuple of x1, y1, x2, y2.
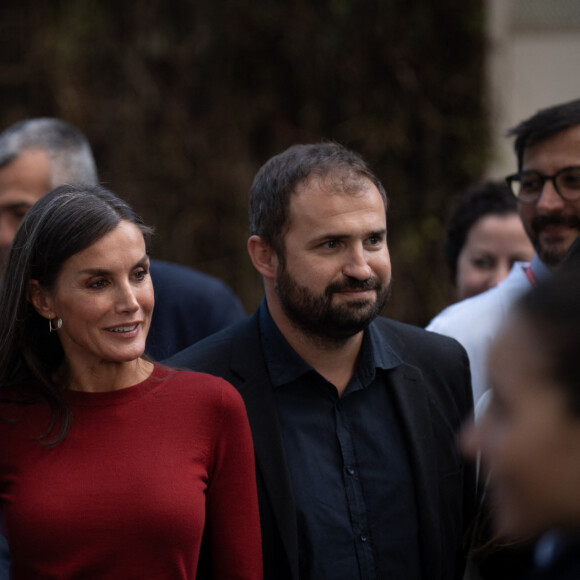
(428, 98, 580, 408)
(0, 117, 246, 360)
(444, 181, 534, 302)
(0, 184, 262, 579)
(460, 266, 580, 579)
(167, 142, 476, 580)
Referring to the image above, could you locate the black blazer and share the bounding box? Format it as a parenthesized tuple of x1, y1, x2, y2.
(166, 310, 476, 580)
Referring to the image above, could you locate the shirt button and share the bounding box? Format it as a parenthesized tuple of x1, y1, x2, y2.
(346, 466, 356, 476)
(360, 535, 368, 543)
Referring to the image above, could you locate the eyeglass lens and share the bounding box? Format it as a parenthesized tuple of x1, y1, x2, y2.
(516, 167, 580, 201)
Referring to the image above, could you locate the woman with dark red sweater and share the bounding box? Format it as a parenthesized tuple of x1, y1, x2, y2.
(0, 184, 262, 579)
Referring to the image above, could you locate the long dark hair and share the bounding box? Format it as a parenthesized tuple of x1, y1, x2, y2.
(0, 184, 152, 444)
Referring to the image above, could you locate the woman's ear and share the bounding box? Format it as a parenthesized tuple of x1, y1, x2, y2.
(247, 235, 279, 280)
(28, 280, 56, 320)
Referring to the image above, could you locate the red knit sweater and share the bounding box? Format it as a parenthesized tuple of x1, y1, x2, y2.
(0, 364, 262, 579)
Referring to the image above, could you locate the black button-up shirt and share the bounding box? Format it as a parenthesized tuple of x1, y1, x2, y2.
(260, 302, 422, 580)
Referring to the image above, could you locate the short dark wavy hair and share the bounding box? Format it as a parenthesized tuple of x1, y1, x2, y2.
(248, 142, 387, 257)
(508, 98, 580, 172)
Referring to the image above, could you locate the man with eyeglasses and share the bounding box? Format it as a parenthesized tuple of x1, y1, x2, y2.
(428, 98, 580, 409)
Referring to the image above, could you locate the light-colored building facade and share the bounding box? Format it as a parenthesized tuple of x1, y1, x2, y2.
(486, 0, 580, 177)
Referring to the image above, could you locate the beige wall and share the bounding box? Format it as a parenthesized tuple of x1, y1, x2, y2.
(486, 0, 580, 177)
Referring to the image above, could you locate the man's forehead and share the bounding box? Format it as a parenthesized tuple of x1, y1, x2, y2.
(0, 148, 51, 197)
(288, 174, 387, 226)
(288, 176, 386, 225)
(3, 146, 50, 166)
(295, 171, 375, 196)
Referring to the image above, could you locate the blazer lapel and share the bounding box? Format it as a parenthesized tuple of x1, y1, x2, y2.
(388, 363, 441, 580)
(229, 315, 299, 579)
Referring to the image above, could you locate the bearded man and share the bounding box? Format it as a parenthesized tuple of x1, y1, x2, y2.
(166, 142, 475, 580)
(428, 99, 580, 408)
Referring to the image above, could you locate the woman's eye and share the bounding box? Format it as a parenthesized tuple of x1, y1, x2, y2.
(472, 258, 494, 269)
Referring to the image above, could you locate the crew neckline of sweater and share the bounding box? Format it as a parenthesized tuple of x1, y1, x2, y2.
(64, 364, 174, 407)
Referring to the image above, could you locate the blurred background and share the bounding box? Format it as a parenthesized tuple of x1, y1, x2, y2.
(1, 0, 579, 325)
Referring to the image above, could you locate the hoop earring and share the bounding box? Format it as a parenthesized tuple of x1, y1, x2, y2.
(49, 318, 62, 332)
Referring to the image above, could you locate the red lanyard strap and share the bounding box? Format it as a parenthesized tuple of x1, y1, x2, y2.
(523, 265, 538, 288)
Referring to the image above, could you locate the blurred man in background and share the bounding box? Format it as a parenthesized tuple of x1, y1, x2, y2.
(428, 98, 580, 408)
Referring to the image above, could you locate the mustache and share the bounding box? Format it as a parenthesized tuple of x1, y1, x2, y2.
(532, 213, 580, 233)
(325, 277, 382, 295)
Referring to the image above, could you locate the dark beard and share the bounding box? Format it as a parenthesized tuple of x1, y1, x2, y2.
(275, 266, 391, 344)
(530, 213, 580, 267)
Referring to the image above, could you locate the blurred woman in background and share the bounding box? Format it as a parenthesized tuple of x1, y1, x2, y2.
(445, 181, 534, 301)
(0, 184, 262, 579)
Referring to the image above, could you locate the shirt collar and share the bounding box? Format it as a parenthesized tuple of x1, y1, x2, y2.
(259, 300, 311, 388)
(530, 254, 553, 285)
(259, 299, 402, 390)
